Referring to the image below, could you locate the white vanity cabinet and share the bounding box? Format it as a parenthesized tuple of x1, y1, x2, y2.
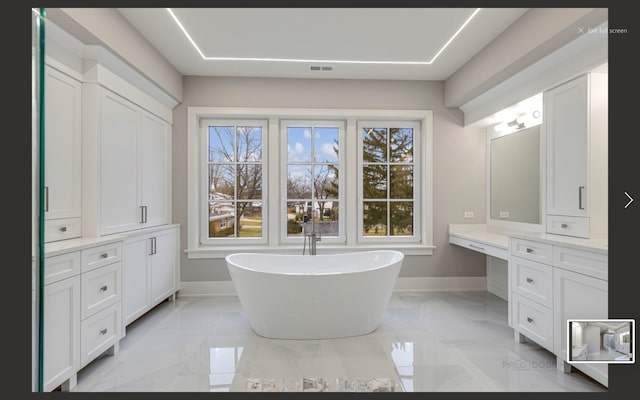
(508, 233, 608, 387)
(510, 238, 554, 352)
(122, 225, 180, 327)
(82, 84, 171, 237)
(553, 249, 608, 387)
(43, 264, 80, 392)
(43, 239, 124, 391)
(44, 64, 82, 242)
(79, 242, 123, 368)
(544, 73, 607, 239)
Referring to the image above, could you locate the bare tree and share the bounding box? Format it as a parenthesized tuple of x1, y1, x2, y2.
(209, 126, 262, 236)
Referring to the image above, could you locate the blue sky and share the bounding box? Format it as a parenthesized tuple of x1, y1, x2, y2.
(287, 126, 339, 163)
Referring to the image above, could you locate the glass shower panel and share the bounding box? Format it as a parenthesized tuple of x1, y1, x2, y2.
(32, 7, 45, 392)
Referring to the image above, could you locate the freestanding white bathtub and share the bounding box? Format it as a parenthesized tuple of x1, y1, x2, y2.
(225, 250, 404, 339)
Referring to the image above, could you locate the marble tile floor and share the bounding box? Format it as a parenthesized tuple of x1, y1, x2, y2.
(72, 291, 606, 392)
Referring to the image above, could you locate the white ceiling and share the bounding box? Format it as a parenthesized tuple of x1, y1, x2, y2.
(118, 8, 528, 80)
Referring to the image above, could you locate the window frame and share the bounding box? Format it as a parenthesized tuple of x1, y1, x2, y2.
(200, 118, 269, 245)
(357, 120, 422, 243)
(186, 107, 433, 259)
(280, 119, 346, 245)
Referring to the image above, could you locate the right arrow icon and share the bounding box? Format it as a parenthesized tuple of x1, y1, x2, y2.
(624, 192, 634, 208)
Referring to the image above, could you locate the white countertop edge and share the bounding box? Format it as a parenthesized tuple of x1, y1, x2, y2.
(448, 224, 509, 249)
(507, 231, 608, 254)
(45, 224, 182, 257)
(448, 224, 607, 254)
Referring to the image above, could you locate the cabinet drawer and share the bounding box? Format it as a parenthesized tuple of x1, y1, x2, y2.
(511, 256, 553, 308)
(553, 246, 608, 281)
(81, 262, 122, 319)
(512, 293, 553, 352)
(80, 302, 122, 368)
(449, 235, 508, 260)
(546, 215, 589, 238)
(510, 238, 552, 265)
(44, 218, 82, 243)
(81, 242, 122, 273)
(44, 251, 81, 285)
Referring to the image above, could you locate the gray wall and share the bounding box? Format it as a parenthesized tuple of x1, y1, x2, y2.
(173, 77, 487, 282)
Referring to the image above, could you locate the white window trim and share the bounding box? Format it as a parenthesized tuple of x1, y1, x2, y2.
(357, 120, 422, 243)
(280, 119, 346, 245)
(200, 119, 268, 245)
(186, 107, 434, 259)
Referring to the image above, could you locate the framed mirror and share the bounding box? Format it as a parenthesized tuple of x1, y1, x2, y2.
(487, 124, 543, 230)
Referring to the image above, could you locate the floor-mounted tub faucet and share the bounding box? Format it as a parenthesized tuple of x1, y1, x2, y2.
(302, 215, 321, 255)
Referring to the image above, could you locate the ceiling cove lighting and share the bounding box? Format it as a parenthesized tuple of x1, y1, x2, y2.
(167, 8, 481, 65)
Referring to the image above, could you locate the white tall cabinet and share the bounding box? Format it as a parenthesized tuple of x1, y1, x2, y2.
(545, 73, 607, 239)
(44, 64, 82, 242)
(40, 41, 179, 391)
(83, 84, 171, 236)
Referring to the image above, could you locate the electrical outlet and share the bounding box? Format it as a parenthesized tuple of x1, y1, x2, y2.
(499, 211, 510, 219)
(464, 211, 474, 219)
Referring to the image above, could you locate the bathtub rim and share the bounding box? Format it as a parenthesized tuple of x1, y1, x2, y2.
(225, 249, 404, 276)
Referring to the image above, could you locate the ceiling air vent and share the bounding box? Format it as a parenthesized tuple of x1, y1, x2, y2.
(310, 66, 333, 71)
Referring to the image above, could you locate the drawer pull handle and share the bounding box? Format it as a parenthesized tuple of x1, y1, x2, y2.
(469, 244, 485, 251)
(527, 317, 534, 323)
(561, 223, 568, 228)
(526, 277, 533, 283)
(100, 285, 108, 291)
(100, 253, 109, 259)
(100, 328, 107, 335)
(526, 248, 533, 253)
(59, 226, 67, 233)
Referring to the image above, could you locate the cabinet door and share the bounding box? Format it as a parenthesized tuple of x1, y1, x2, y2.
(553, 267, 608, 386)
(43, 275, 80, 392)
(44, 65, 82, 222)
(545, 75, 588, 217)
(100, 89, 142, 235)
(150, 229, 177, 305)
(140, 112, 170, 228)
(122, 235, 151, 326)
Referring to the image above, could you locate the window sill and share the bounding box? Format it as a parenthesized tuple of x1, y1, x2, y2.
(185, 244, 435, 259)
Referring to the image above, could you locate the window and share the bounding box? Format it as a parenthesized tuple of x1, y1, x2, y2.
(201, 119, 267, 244)
(358, 121, 420, 242)
(282, 120, 344, 243)
(187, 108, 433, 258)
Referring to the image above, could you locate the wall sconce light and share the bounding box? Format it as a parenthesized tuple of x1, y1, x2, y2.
(494, 118, 524, 133)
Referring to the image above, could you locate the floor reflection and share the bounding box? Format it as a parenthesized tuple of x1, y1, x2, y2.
(72, 292, 607, 392)
(209, 346, 243, 392)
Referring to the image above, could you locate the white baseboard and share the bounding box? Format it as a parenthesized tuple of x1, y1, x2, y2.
(179, 276, 488, 297)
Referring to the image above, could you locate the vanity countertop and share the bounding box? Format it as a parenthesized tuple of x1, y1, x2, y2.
(45, 235, 125, 257)
(449, 224, 607, 256)
(45, 223, 182, 257)
(448, 224, 508, 249)
(508, 231, 607, 255)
